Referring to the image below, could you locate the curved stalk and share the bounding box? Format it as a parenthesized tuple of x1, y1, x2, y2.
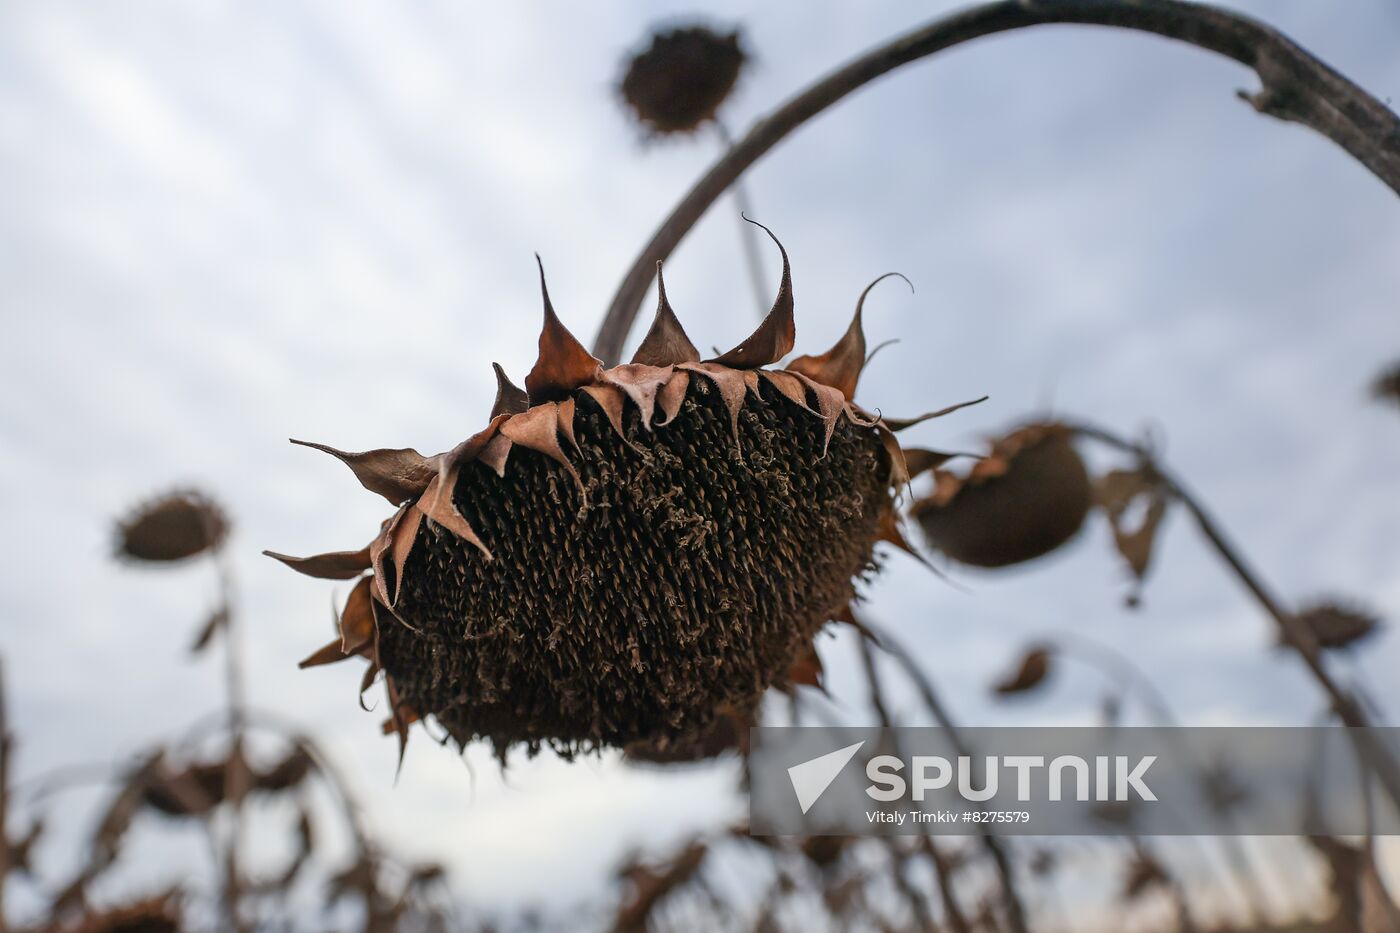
(1065, 420, 1400, 814)
(593, 0, 1400, 363)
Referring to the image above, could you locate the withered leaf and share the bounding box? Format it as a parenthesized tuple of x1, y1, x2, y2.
(993, 647, 1051, 696)
(299, 638, 349, 668)
(289, 440, 437, 505)
(190, 605, 229, 654)
(263, 546, 372, 580)
(339, 576, 376, 655)
(1095, 468, 1171, 583)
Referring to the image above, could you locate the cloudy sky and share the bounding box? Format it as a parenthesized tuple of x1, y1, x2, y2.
(1, 0, 1398, 925)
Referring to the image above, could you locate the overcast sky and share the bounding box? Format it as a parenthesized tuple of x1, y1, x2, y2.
(2, 0, 1398, 925)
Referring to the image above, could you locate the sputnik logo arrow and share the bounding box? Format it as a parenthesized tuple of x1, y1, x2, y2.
(788, 741, 865, 814)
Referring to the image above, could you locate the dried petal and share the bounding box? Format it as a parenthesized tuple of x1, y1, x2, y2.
(880, 396, 988, 432)
(369, 505, 410, 607)
(679, 362, 747, 445)
(630, 263, 700, 366)
(417, 469, 492, 560)
(581, 385, 628, 439)
(655, 370, 690, 425)
(993, 647, 1052, 696)
(389, 508, 422, 606)
(299, 639, 349, 668)
(338, 577, 376, 654)
(709, 219, 794, 368)
(290, 440, 437, 506)
(878, 506, 931, 569)
(786, 272, 909, 399)
(263, 546, 372, 580)
(760, 370, 815, 411)
(523, 256, 602, 401)
(500, 401, 584, 495)
(556, 397, 580, 452)
(602, 363, 674, 430)
(901, 447, 961, 481)
(477, 434, 513, 477)
(490, 362, 530, 418)
(790, 372, 844, 456)
(786, 644, 824, 689)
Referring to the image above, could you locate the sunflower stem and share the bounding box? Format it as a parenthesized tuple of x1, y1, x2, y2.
(593, 0, 1400, 364)
(1067, 421, 1400, 816)
(213, 545, 249, 933)
(857, 615, 1029, 933)
(713, 120, 769, 320)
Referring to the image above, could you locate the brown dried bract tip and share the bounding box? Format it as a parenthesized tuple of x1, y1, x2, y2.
(1289, 599, 1382, 650)
(272, 231, 979, 761)
(116, 489, 228, 564)
(912, 423, 1091, 568)
(619, 24, 746, 136)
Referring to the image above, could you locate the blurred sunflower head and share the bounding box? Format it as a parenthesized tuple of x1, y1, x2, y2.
(911, 422, 1090, 568)
(619, 24, 746, 136)
(269, 224, 976, 760)
(115, 490, 227, 564)
(1371, 361, 1400, 410)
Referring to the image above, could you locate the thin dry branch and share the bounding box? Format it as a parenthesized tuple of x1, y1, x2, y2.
(1066, 420, 1400, 814)
(593, 0, 1400, 363)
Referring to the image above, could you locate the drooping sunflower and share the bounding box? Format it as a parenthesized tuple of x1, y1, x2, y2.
(619, 25, 746, 136)
(269, 227, 974, 760)
(912, 422, 1090, 568)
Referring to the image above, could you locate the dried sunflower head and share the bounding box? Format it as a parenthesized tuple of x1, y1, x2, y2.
(911, 423, 1090, 568)
(619, 24, 746, 136)
(624, 702, 752, 766)
(270, 225, 975, 760)
(115, 490, 227, 564)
